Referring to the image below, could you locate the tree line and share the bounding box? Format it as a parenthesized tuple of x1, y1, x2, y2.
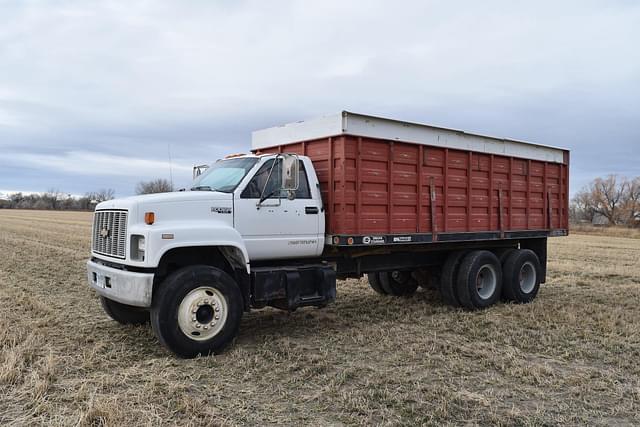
(0, 178, 175, 210)
(571, 175, 640, 227)
(0, 189, 116, 210)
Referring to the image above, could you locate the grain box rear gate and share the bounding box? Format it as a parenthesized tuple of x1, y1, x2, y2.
(253, 111, 569, 246)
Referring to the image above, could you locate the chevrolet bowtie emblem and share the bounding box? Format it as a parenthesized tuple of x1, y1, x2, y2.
(99, 227, 110, 238)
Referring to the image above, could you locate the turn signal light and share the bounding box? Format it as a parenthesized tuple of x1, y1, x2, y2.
(144, 212, 155, 225)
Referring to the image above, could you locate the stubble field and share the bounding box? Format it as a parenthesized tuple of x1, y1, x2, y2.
(1, 209, 639, 426)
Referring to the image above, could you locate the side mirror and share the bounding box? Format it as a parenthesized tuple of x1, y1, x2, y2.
(256, 154, 299, 207)
(281, 154, 299, 192)
(192, 164, 209, 179)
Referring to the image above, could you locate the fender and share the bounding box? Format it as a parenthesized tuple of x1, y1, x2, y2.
(140, 220, 251, 273)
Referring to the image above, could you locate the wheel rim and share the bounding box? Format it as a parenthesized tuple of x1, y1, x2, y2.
(178, 286, 228, 341)
(519, 261, 537, 294)
(475, 264, 497, 299)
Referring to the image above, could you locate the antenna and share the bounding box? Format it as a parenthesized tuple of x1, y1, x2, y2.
(168, 143, 174, 190)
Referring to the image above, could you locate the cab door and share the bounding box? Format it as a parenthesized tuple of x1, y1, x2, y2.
(234, 158, 322, 261)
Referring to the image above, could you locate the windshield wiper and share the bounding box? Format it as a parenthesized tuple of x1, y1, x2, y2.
(191, 185, 213, 191)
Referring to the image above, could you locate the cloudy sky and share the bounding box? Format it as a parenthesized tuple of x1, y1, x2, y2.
(1, 0, 638, 197)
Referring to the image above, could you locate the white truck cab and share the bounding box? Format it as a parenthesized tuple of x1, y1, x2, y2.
(87, 154, 334, 357)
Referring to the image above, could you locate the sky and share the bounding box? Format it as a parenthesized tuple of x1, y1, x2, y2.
(0, 0, 638, 197)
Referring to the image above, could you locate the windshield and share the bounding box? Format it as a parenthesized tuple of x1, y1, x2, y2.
(191, 157, 259, 193)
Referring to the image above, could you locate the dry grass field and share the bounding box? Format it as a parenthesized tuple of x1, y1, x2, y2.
(1, 209, 639, 426)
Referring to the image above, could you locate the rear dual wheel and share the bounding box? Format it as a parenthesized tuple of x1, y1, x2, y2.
(367, 271, 418, 296)
(367, 272, 386, 294)
(439, 250, 503, 310)
(502, 249, 541, 303)
(439, 251, 467, 307)
(456, 251, 503, 310)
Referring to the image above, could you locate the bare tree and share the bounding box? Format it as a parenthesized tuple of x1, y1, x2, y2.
(43, 188, 63, 210)
(571, 186, 597, 223)
(77, 195, 93, 210)
(571, 175, 640, 226)
(622, 177, 640, 226)
(591, 175, 626, 225)
(90, 188, 115, 202)
(135, 179, 174, 195)
(9, 192, 24, 209)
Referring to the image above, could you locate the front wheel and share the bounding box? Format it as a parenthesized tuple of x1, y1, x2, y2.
(150, 265, 243, 358)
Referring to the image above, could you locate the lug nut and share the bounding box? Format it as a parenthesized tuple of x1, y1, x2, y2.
(210, 322, 215, 326)
(195, 324, 201, 328)
(215, 315, 219, 320)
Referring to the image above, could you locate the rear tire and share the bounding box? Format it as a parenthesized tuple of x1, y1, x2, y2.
(379, 271, 418, 296)
(456, 250, 502, 310)
(150, 265, 243, 358)
(502, 249, 541, 303)
(412, 269, 436, 289)
(100, 296, 149, 325)
(439, 251, 467, 307)
(367, 273, 387, 295)
(496, 248, 517, 265)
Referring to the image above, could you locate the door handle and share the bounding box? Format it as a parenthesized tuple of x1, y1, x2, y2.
(305, 206, 319, 214)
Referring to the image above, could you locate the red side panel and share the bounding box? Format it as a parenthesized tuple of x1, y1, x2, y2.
(255, 136, 569, 236)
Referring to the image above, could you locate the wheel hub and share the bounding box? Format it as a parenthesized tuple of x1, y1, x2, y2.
(195, 304, 214, 324)
(475, 264, 497, 300)
(178, 286, 228, 341)
(519, 261, 537, 293)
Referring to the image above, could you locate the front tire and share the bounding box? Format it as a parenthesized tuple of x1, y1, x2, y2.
(100, 296, 149, 325)
(150, 265, 243, 358)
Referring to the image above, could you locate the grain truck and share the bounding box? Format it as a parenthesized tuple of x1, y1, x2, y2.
(87, 112, 569, 357)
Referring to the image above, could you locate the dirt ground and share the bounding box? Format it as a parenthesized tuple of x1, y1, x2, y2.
(1, 209, 639, 426)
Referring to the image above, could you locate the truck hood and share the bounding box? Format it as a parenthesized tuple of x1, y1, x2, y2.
(96, 191, 235, 226)
(96, 191, 232, 211)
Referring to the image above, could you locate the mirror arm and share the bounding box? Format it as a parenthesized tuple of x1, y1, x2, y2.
(256, 154, 280, 208)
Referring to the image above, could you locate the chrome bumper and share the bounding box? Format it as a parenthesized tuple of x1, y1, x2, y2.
(86, 260, 154, 307)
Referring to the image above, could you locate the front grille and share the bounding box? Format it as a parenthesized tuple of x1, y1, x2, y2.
(92, 210, 128, 259)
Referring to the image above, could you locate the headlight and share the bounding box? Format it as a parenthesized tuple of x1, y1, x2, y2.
(131, 235, 145, 261)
